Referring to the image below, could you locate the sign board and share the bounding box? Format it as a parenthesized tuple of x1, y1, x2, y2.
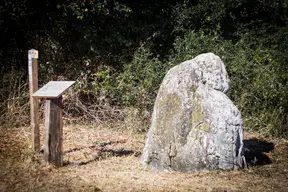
(28, 49, 38, 83)
(32, 81, 75, 98)
(28, 49, 38, 59)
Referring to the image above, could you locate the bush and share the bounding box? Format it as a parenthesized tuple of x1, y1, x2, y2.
(228, 46, 288, 137)
(116, 44, 168, 110)
(0, 68, 30, 127)
(171, 31, 288, 138)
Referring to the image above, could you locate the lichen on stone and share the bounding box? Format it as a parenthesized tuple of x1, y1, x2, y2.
(141, 53, 244, 172)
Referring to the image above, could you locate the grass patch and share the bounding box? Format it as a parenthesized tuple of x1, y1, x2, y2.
(0, 123, 287, 192)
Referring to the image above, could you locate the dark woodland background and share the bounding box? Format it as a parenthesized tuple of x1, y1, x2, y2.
(0, 0, 287, 138)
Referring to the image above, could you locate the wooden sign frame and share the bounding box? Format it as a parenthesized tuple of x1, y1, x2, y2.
(32, 81, 75, 166)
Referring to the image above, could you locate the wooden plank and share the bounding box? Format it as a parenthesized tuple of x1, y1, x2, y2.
(32, 81, 75, 98)
(28, 49, 40, 151)
(44, 97, 63, 166)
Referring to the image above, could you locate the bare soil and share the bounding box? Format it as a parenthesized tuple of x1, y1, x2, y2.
(0, 123, 287, 192)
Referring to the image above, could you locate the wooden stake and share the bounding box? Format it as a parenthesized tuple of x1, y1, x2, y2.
(44, 96, 63, 166)
(32, 81, 75, 167)
(28, 49, 40, 151)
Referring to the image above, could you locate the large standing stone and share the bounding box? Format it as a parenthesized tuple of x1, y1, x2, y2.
(141, 53, 244, 172)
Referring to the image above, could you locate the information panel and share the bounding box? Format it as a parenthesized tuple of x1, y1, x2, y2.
(32, 81, 75, 98)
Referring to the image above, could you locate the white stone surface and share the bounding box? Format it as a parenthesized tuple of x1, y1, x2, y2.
(141, 53, 244, 172)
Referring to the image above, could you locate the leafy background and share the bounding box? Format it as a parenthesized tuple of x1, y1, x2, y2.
(0, 0, 287, 137)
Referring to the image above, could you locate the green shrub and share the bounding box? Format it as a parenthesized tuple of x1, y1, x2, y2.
(228, 46, 288, 137)
(91, 65, 118, 98)
(171, 31, 287, 138)
(116, 44, 168, 110)
(171, 30, 234, 64)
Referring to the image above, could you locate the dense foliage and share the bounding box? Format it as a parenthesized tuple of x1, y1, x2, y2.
(0, 0, 287, 137)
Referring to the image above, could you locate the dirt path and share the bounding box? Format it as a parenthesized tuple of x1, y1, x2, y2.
(0, 124, 287, 192)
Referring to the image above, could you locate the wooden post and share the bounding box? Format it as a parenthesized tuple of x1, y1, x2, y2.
(28, 49, 40, 151)
(32, 81, 75, 166)
(44, 96, 63, 166)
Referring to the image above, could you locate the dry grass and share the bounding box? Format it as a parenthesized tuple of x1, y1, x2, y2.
(0, 123, 287, 192)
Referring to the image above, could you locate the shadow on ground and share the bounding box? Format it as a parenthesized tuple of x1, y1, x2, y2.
(62, 138, 275, 167)
(243, 138, 274, 166)
(62, 141, 141, 166)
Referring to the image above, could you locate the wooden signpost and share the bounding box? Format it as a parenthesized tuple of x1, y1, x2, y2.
(28, 49, 40, 151)
(28, 49, 75, 166)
